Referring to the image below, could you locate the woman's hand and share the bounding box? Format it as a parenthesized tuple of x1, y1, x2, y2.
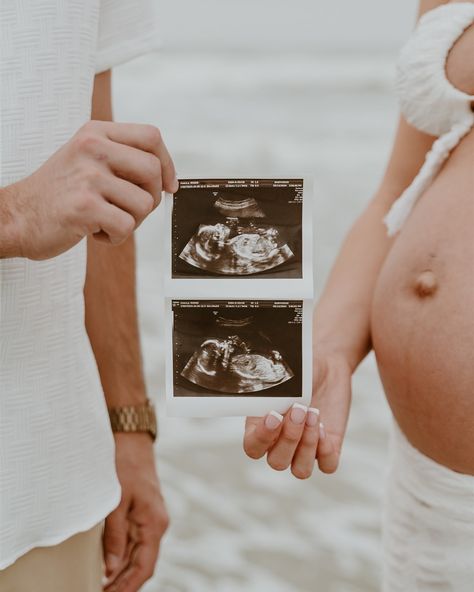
(311, 352, 353, 473)
(244, 404, 322, 479)
(243, 352, 352, 478)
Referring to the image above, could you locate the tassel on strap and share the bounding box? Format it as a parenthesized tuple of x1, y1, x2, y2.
(384, 117, 474, 236)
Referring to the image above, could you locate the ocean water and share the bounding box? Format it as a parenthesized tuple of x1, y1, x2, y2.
(113, 50, 398, 592)
(155, 0, 415, 52)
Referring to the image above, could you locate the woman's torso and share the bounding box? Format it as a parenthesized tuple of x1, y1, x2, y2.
(371, 1, 474, 474)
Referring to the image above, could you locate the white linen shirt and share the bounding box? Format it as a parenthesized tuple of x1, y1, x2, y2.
(0, 0, 158, 569)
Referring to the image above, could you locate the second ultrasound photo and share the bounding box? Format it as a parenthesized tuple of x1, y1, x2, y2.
(172, 300, 303, 398)
(171, 179, 304, 279)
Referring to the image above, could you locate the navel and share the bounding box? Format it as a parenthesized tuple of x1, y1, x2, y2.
(414, 270, 438, 298)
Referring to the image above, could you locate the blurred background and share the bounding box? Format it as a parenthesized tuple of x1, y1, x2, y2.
(113, 1, 417, 590)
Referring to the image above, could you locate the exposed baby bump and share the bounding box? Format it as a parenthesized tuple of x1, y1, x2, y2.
(372, 258, 474, 472)
(371, 155, 474, 473)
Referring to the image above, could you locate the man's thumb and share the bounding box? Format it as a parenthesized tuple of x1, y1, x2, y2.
(103, 508, 127, 577)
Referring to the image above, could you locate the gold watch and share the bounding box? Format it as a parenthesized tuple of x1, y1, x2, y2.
(108, 399, 157, 442)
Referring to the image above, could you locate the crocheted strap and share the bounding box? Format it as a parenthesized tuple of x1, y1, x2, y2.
(384, 117, 474, 236)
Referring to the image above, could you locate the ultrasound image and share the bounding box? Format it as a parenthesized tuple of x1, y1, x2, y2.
(179, 220, 294, 275)
(172, 180, 303, 279)
(173, 301, 303, 397)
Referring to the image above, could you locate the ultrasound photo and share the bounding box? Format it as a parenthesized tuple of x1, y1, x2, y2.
(172, 300, 303, 397)
(172, 179, 303, 279)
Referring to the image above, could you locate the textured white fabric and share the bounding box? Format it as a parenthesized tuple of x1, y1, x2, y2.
(383, 423, 474, 592)
(384, 3, 474, 235)
(0, 0, 158, 570)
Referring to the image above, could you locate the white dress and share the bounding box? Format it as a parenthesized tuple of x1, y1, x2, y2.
(0, 0, 158, 570)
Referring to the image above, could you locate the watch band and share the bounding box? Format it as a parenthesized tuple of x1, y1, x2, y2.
(108, 399, 158, 442)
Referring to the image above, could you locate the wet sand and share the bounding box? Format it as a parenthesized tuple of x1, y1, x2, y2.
(114, 50, 397, 592)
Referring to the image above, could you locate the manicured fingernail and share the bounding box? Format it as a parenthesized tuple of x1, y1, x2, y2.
(106, 553, 120, 572)
(101, 575, 110, 586)
(290, 403, 307, 425)
(265, 410, 283, 430)
(319, 422, 326, 439)
(172, 178, 179, 193)
(306, 407, 320, 427)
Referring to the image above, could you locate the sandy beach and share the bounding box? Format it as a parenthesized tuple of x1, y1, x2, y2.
(113, 49, 399, 592)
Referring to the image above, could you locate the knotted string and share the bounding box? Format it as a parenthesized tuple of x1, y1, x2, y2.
(384, 115, 474, 236)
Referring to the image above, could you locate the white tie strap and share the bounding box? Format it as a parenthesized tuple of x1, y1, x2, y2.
(384, 116, 474, 236)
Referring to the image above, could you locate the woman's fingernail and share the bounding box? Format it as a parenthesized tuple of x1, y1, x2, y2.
(101, 575, 110, 587)
(319, 422, 326, 439)
(306, 407, 320, 427)
(172, 178, 179, 193)
(290, 403, 307, 425)
(265, 411, 283, 430)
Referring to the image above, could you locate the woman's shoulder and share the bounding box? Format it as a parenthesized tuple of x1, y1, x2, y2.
(418, 0, 451, 18)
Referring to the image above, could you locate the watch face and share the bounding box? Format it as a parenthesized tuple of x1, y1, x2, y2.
(143, 402, 157, 440)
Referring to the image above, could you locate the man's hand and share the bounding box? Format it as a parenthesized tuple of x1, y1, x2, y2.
(243, 352, 352, 478)
(102, 433, 169, 592)
(3, 120, 177, 260)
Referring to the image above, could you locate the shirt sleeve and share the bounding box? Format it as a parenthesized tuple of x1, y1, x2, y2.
(95, 0, 160, 73)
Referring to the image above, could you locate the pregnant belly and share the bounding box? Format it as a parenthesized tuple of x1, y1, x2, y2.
(371, 131, 474, 474)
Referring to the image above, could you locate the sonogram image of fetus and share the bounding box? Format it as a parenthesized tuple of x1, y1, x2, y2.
(179, 220, 294, 276)
(180, 317, 294, 394)
(191, 223, 230, 263)
(229, 227, 280, 263)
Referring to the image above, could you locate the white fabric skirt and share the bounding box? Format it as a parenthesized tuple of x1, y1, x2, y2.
(383, 423, 474, 592)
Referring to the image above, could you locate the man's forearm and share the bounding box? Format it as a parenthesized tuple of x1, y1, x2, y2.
(84, 69, 147, 408)
(85, 235, 147, 406)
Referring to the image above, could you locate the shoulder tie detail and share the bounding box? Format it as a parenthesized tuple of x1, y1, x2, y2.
(384, 115, 474, 236)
